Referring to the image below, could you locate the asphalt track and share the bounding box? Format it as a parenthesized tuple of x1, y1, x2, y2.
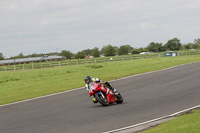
(0, 61, 200, 133)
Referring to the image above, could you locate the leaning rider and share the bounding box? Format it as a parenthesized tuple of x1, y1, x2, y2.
(84, 76, 118, 103)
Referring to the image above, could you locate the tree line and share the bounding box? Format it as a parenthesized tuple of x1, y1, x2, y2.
(0, 37, 200, 60)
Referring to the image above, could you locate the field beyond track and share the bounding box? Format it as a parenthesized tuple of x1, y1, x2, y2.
(0, 55, 200, 105)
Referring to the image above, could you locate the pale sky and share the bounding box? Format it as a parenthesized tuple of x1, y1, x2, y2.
(1, 0, 200, 58)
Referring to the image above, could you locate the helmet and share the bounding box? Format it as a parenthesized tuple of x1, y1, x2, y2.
(84, 76, 92, 84)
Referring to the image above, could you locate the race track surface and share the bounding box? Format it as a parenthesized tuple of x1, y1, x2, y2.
(0, 62, 200, 133)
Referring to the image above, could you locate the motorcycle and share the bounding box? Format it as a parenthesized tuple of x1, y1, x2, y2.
(88, 82, 123, 106)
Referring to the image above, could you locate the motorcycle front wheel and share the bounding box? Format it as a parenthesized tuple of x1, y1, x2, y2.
(116, 93, 123, 104)
(95, 91, 109, 106)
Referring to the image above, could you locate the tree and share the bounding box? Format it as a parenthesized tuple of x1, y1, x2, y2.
(29, 53, 43, 57)
(59, 50, 73, 59)
(183, 43, 193, 50)
(0, 53, 4, 60)
(91, 47, 100, 57)
(118, 45, 129, 55)
(75, 51, 85, 59)
(194, 38, 200, 49)
(102, 44, 117, 56)
(18, 52, 24, 58)
(194, 38, 200, 45)
(82, 49, 92, 55)
(131, 49, 141, 54)
(147, 42, 164, 52)
(48, 52, 59, 56)
(10, 52, 25, 59)
(140, 47, 148, 52)
(100, 46, 106, 54)
(164, 38, 181, 51)
(124, 45, 133, 53)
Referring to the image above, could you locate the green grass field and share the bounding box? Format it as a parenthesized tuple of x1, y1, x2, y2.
(0, 55, 200, 105)
(142, 109, 200, 133)
(1, 50, 199, 71)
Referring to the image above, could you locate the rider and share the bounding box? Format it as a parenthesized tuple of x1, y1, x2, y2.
(84, 76, 118, 103)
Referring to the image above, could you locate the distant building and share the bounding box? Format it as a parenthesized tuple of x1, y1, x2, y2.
(0, 55, 64, 66)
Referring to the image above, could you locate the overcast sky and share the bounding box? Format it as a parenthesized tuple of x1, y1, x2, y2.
(1, 0, 200, 58)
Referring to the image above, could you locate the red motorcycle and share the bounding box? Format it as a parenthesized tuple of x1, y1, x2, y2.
(88, 82, 123, 106)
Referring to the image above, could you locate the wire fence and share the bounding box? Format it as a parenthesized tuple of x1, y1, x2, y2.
(0, 51, 199, 71)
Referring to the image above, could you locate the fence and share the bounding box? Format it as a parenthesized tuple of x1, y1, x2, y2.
(0, 51, 199, 71)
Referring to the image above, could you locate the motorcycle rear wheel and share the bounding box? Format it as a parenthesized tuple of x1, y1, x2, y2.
(95, 92, 109, 106)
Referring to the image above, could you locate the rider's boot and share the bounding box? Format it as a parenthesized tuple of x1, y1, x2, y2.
(109, 87, 119, 95)
(93, 98, 98, 103)
(104, 81, 119, 95)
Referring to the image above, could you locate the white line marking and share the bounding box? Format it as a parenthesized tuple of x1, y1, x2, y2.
(0, 61, 200, 108)
(0, 87, 84, 108)
(104, 104, 200, 133)
(109, 61, 200, 82)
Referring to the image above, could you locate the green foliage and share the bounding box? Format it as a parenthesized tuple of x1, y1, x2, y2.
(140, 47, 149, 52)
(81, 49, 92, 55)
(103, 44, 117, 56)
(131, 49, 141, 54)
(182, 38, 200, 50)
(148, 42, 165, 52)
(59, 50, 73, 59)
(18, 53, 24, 58)
(131, 48, 148, 54)
(75, 51, 85, 59)
(2, 37, 200, 61)
(10, 52, 25, 59)
(0, 53, 4, 60)
(28, 53, 44, 57)
(118, 45, 130, 55)
(91, 47, 100, 57)
(100, 46, 106, 54)
(194, 38, 200, 45)
(164, 38, 182, 51)
(184, 43, 194, 49)
(47, 52, 59, 56)
(125, 45, 134, 52)
(194, 38, 200, 49)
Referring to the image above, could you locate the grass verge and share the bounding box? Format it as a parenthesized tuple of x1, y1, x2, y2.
(0, 55, 200, 105)
(142, 109, 200, 133)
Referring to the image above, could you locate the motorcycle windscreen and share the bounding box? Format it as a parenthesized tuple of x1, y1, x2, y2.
(88, 82, 95, 91)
